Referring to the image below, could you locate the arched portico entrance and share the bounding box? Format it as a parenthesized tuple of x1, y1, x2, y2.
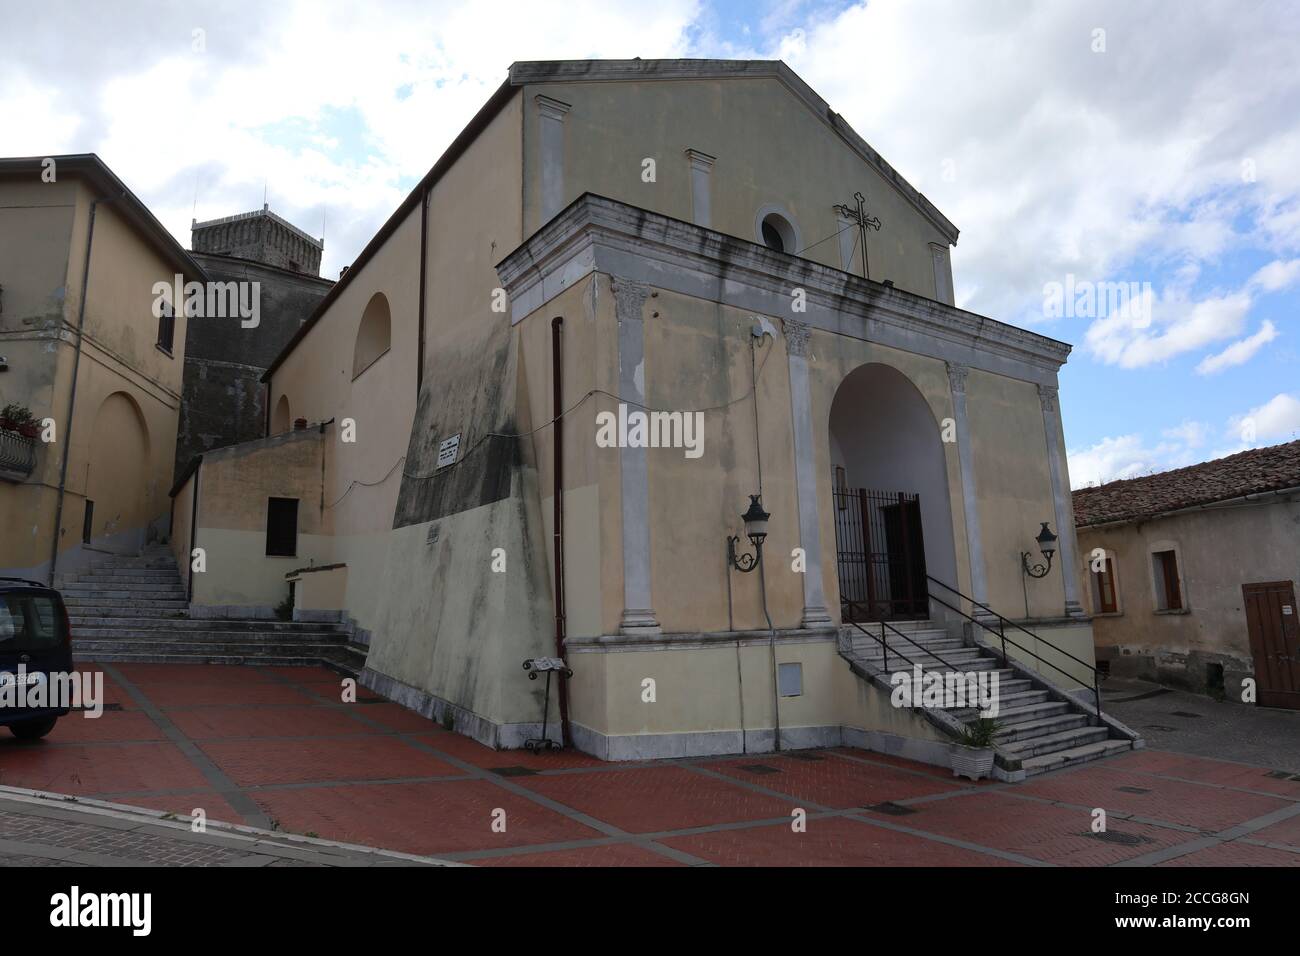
(828, 363, 957, 622)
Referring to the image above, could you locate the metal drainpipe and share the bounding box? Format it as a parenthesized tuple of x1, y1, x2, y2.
(750, 330, 781, 752)
(187, 460, 201, 603)
(551, 316, 571, 747)
(49, 193, 120, 585)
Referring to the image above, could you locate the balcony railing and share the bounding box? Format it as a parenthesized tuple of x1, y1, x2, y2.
(0, 428, 37, 481)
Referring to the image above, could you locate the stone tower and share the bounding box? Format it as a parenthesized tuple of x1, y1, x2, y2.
(191, 204, 324, 276)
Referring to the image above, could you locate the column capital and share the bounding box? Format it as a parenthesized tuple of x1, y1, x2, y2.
(782, 317, 811, 358)
(1037, 383, 1059, 414)
(684, 148, 716, 172)
(535, 94, 572, 121)
(946, 361, 969, 395)
(611, 278, 650, 322)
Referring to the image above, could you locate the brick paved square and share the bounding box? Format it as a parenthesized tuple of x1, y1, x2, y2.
(702, 751, 969, 809)
(198, 736, 463, 786)
(519, 765, 797, 833)
(662, 816, 1020, 866)
(474, 843, 684, 866)
(0, 741, 211, 794)
(168, 704, 383, 741)
(44, 710, 164, 743)
(413, 731, 607, 770)
(250, 779, 603, 855)
(1015, 763, 1291, 831)
(1157, 841, 1300, 866)
(877, 791, 1191, 865)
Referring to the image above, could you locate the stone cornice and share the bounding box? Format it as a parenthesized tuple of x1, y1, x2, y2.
(497, 194, 1073, 383)
(508, 58, 959, 245)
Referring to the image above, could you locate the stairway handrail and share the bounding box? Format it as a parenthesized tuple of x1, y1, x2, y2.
(840, 599, 958, 673)
(924, 576, 1101, 721)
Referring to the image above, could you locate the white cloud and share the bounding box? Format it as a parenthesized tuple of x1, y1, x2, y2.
(1066, 425, 1209, 488)
(1227, 392, 1300, 444)
(1084, 289, 1252, 368)
(1248, 257, 1300, 292)
(1195, 320, 1279, 374)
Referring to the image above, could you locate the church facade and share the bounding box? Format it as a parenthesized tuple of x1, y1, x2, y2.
(170, 60, 1118, 768)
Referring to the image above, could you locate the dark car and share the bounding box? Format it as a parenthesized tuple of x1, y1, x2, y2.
(0, 577, 73, 740)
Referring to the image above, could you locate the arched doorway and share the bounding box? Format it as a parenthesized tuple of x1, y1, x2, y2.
(828, 363, 957, 622)
(272, 394, 291, 434)
(85, 391, 151, 547)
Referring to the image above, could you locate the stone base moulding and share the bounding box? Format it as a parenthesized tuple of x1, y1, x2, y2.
(360, 667, 560, 750)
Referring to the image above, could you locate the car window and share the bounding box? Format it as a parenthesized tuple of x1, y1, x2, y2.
(0, 593, 65, 651)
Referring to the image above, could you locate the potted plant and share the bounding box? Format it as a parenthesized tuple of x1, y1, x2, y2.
(0, 403, 39, 439)
(951, 717, 1002, 780)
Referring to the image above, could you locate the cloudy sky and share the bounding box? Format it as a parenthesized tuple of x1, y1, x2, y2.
(3, 0, 1297, 486)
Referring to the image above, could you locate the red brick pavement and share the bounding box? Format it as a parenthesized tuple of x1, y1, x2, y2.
(0, 663, 1295, 867)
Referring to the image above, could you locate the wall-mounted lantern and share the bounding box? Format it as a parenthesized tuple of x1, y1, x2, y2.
(727, 494, 770, 574)
(1021, 521, 1058, 578)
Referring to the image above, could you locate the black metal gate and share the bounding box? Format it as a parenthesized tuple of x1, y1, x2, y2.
(833, 487, 929, 621)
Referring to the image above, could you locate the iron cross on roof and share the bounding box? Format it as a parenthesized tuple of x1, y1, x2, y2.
(833, 191, 882, 280)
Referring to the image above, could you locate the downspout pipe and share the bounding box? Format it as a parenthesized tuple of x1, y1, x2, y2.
(187, 460, 201, 604)
(49, 193, 120, 585)
(551, 316, 571, 747)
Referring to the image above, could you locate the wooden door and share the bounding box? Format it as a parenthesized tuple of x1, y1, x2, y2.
(1243, 581, 1300, 710)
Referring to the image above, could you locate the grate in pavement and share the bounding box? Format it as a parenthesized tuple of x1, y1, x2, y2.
(786, 752, 824, 761)
(490, 766, 539, 777)
(1116, 786, 1151, 794)
(1144, 725, 1177, 732)
(1170, 711, 1203, 718)
(740, 764, 781, 775)
(1083, 830, 1154, 847)
(865, 802, 917, 816)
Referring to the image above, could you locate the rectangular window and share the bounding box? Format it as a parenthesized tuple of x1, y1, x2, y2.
(157, 302, 175, 353)
(1094, 557, 1118, 613)
(82, 499, 94, 544)
(0, 593, 67, 652)
(265, 497, 299, 557)
(1153, 550, 1182, 611)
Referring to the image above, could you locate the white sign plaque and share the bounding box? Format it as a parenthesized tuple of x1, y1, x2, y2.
(436, 434, 461, 469)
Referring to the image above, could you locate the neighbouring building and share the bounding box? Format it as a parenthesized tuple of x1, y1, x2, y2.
(168, 59, 1136, 772)
(0, 154, 207, 581)
(1074, 440, 1300, 709)
(176, 206, 333, 476)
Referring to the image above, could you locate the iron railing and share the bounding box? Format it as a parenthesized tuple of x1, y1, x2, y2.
(840, 598, 956, 673)
(925, 575, 1103, 721)
(0, 428, 36, 480)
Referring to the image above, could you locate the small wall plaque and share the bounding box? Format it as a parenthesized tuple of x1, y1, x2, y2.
(436, 433, 461, 469)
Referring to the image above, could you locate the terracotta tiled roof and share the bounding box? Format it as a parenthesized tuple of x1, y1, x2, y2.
(1072, 440, 1300, 527)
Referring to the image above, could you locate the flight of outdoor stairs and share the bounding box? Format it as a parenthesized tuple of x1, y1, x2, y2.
(55, 545, 367, 676)
(841, 618, 1138, 778)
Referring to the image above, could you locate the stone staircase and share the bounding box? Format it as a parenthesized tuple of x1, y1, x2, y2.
(841, 618, 1139, 778)
(56, 545, 366, 675)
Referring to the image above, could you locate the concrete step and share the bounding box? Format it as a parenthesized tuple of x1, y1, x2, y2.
(74, 651, 353, 667)
(60, 581, 185, 594)
(67, 566, 180, 577)
(71, 624, 345, 639)
(65, 605, 190, 618)
(994, 713, 1090, 743)
(74, 639, 351, 657)
(70, 617, 344, 634)
(979, 700, 1071, 726)
(1020, 739, 1133, 776)
(947, 689, 1050, 717)
(856, 645, 982, 663)
(62, 594, 188, 607)
(1000, 725, 1111, 758)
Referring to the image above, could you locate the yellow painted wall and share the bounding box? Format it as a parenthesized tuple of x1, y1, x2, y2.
(523, 76, 953, 300)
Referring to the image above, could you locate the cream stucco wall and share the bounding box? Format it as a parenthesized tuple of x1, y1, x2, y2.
(1078, 497, 1300, 695)
(522, 76, 954, 302)
(1, 174, 193, 577)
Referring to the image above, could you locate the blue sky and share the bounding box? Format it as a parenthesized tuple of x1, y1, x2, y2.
(3, 0, 1297, 484)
